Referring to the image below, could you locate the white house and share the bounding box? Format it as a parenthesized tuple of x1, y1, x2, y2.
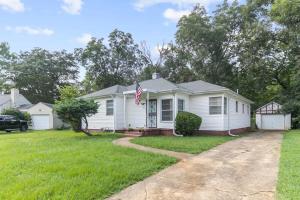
(256, 101, 291, 130)
(80, 73, 253, 135)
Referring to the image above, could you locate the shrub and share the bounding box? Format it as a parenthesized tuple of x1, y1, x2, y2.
(54, 98, 99, 136)
(1, 108, 31, 122)
(175, 111, 202, 136)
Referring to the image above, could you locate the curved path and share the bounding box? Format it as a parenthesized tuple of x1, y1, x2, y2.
(109, 132, 283, 200)
(113, 137, 193, 160)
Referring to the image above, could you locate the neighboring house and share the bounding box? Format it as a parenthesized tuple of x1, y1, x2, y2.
(80, 73, 253, 135)
(19, 102, 65, 130)
(256, 101, 291, 130)
(0, 89, 64, 130)
(0, 89, 32, 112)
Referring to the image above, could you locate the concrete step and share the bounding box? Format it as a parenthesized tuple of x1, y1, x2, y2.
(123, 131, 142, 137)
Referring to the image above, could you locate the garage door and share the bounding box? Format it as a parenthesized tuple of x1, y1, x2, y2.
(261, 115, 284, 130)
(31, 115, 51, 130)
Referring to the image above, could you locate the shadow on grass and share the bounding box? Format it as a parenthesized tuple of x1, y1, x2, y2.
(0, 131, 27, 136)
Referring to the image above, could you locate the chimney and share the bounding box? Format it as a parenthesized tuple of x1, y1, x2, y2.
(152, 72, 160, 79)
(236, 89, 239, 94)
(11, 88, 19, 107)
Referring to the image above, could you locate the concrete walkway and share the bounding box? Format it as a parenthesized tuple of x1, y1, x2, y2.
(113, 137, 193, 160)
(109, 132, 282, 200)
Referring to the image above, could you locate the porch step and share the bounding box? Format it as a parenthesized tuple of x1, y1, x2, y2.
(123, 131, 142, 137)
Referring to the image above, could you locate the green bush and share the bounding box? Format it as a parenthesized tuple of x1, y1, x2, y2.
(175, 111, 202, 136)
(1, 108, 31, 122)
(54, 98, 99, 136)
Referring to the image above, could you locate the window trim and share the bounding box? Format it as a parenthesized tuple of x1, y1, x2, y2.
(161, 99, 173, 122)
(106, 99, 114, 116)
(242, 104, 245, 113)
(177, 98, 185, 112)
(224, 97, 227, 115)
(209, 96, 222, 115)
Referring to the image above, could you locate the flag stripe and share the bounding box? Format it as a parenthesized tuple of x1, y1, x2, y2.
(135, 82, 142, 105)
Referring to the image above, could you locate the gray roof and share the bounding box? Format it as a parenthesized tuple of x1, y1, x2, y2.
(126, 78, 191, 93)
(18, 104, 33, 109)
(80, 85, 128, 99)
(178, 80, 228, 93)
(0, 94, 11, 105)
(80, 78, 252, 103)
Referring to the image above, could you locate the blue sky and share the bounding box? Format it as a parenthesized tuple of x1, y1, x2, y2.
(0, 0, 242, 79)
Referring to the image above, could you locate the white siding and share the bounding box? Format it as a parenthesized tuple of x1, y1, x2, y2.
(189, 94, 224, 131)
(126, 96, 146, 129)
(124, 92, 189, 129)
(115, 95, 124, 130)
(86, 97, 114, 130)
(256, 114, 262, 129)
(224, 96, 251, 130)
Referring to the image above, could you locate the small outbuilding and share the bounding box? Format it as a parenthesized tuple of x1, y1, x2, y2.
(256, 101, 291, 130)
(20, 102, 65, 130)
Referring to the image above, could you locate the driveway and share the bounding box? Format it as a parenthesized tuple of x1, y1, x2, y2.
(108, 132, 283, 200)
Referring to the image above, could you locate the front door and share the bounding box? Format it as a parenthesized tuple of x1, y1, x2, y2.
(148, 99, 157, 128)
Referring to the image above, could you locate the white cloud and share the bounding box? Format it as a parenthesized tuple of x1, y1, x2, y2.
(134, 0, 199, 11)
(76, 33, 92, 45)
(0, 0, 24, 12)
(5, 26, 54, 36)
(61, 0, 83, 15)
(163, 8, 190, 22)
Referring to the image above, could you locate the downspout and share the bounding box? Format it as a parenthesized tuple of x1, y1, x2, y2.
(227, 96, 239, 137)
(172, 92, 183, 137)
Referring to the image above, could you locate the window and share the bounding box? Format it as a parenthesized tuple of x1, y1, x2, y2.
(236, 101, 239, 112)
(224, 97, 227, 114)
(247, 105, 250, 115)
(161, 99, 173, 121)
(209, 97, 222, 115)
(242, 104, 245, 113)
(178, 99, 184, 112)
(106, 100, 114, 116)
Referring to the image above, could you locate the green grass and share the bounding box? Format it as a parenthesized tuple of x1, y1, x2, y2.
(132, 135, 234, 154)
(0, 130, 176, 200)
(277, 130, 300, 200)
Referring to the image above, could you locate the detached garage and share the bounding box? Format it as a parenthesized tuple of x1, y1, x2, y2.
(20, 102, 65, 130)
(256, 102, 291, 130)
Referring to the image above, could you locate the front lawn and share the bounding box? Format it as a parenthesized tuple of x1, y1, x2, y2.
(277, 130, 300, 199)
(132, 135, 234, 154)
(0, 130, 176, 200)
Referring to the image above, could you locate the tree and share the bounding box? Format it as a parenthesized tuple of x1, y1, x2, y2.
(6, 48, 79, 104)
(0, 42, 16, 93)
(54, 99, 99, 136)
(78, 29, 149, 92)
(58, 85, 81, 101)
(271, 0, 300, 29)
(172, 2, 240, 88)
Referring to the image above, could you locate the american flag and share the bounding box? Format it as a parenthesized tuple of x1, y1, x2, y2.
(135, 81, 142, 105)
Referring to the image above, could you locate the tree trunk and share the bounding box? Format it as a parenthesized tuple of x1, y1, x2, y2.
(81, 116, 93, 136)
